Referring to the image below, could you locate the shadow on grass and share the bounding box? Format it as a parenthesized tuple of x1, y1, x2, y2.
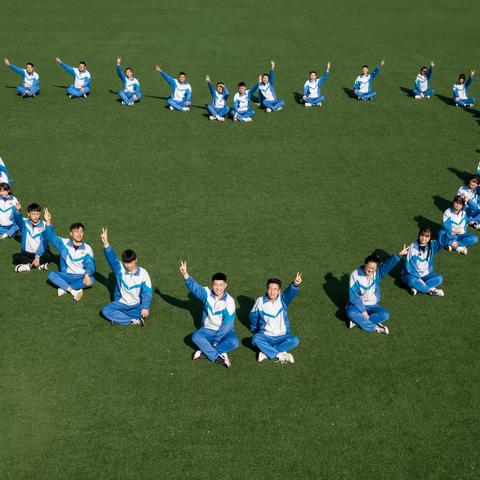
(436, 94, 454, 107)
(237, 295, 256, 351)
(433, 195, 451, 214)
(399, 87, 413, 97)
(94, 271, 116, 301)
(448, 167, 472, 183)
(322, 272, 349, 325)
(414, 215, 443, 233)
(292, 91, 304, 105)
(342, 87, 356, 99)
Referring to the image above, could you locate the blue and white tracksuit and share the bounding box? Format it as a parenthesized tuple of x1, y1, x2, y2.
(353, 66, 381, 100)
(440, 208, 478, 249)
(8, 64, 40, 96)
(453, 77, 475, 106)
(413, 66, 434, 97)
(249, 283, 300, 359)
(207, 82, 230, 118)
(303, 70, 330, 105)
(457, 184, 480, 221)
(184, 276, 239, 362)
(0, 195, 19, 237)
(258, 68, 284, 111)
(0, 157, 10, 184)
(59, 62, 91, 97)
(402, 237, 451, 294)
(101, 246, 152, 325)
(117, 65, 142, 105)
(346, 253, 400, 332)
(46, 225, 96, 291)
(160, 71, 192, 111)
(14, 215, 51, 262)
(230, 84, 259, 121)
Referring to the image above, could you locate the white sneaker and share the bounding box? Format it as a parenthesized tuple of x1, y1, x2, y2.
(128, 102, 134, 107)
(283, 352, 295, 364)
(317, 103, 322, 107)
(473, 222, 480, 231)
(376, 324, 389, 335)
(121, 101, 125, 106)
(72, 290, 83, 302)
(428, 288, 444, 297)
(266, 108, 272, 113)
(57, 288, 67, 297)
(68, 94, 72, 99)
(244, 117, 252, 122)
(15, 264, 31, 273)
(219, 353, 231, 368)
(209, 115, 215, 121)
(83, 94, 87, 98)
(414, 95, 422, 99)
(446, 245, 452, 252)
(410, 288, 418, 296)
(0, 233, 8, 240)
(169, 106, 174, 110)
(426, 95, 431, 99)
(276, 352, 294, 364)
(182, 107, 190, 111)
(347, 320, 357, 329)
(131, 318, 144, 326)
(304, 102, 312, 107)
(38, 263, 49, 270)
(192, 350, 204, 360)
(277, 107, 283, 111)
(217, 116, 225, 122)
(257, 352, 268, 362)
(456, 246, 468, 255)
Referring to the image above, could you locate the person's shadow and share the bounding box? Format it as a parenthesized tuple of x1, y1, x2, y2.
(414, 215, 443, 233)
(436, 93, 454, 107)
(342, 87, 356, 99)
(322, 272, 349, 325)
(293, 91, 304, 105)
(432, 195, 451, 214)
(94, 271, 116, 301)
(236, 295, 255, 351)
(155, 287, 203, 349)
(399, 87, 413, 97)
(448, 167, 472, 183)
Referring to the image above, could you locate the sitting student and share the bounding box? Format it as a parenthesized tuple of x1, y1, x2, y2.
(440, 196, 478, 255)
(413, 62, 435, 99)
(205, 75, 229, 121)
(4, 58, 40, 97)
(250, 273, 302, 364)
(0, 182, 19, 240)
(116, 57, 142, 106)
(302, 62, 331, 107)
(155, 65, 191, 111)
(56, 57, 91, 98)
(453, 70, 475, 107)
(457, 174, 480, 226)
(230, 80, 259, 122)
(43, 208, 95, 301)
(13, 202, 51, 272)
(0, 157, 11, 184)
(402, 228, 453, 296)
(258, 60, 284, 112)
(353, 60, 385, 101)
(179, 261, 239, 368)
(346, 245, 409, 334)
(99, 228, 151, 326)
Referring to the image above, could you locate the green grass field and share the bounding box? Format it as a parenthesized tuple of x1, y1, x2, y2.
(1, 1, 479, 478)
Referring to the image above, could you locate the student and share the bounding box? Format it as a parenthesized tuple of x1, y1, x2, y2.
(303, 62, 331, 107)
(0, 182, 19, 240)
(402, 228, 453, 296)
(230, 80, 259, 122)
(43, 208, 95, 301)
(116, 57, 142, 106)
(258, 60, 284, 112)
(155, 65, 191, 111)
(457, 174, 480, 225)
(4, 58, 40, 97)
(0, 157, 11, 184)
(179, 261, 239, 368)
(13, 202, 51, 272)
(413, 62, 435, 99)
(440, 196, 478, 255)
(56, 57, 91, 98)
(453, 70, 475, 107)
(353, 60, 385, 101)
(346, 245, 409, 334)
(99, 228, 151, 326)
(250, 273, 302, 364)
(205, 75, 229, 121)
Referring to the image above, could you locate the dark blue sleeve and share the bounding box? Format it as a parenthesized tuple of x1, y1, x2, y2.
(281, 283, 299, 307)
(377, 253, 400, 280)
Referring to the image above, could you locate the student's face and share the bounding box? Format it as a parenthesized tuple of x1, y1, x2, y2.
(26, 65, 34, 74)
(468, 179, 478, 189)
(459, 77, 465, 84)
(363, 261, 377, 277)
(262, 74, 269, 84)
(309, 73, 317, 81)
(0, 188, 9, 198)
(78, 63, 86, 72)
(453, 201, 463, 212)
(239, 86, 246, 95)
(178, 74, 186, 84)
(266, 283, 281, 301)
(216, 84, 224, 93)
(421, 68, 427, 75)
(28, 211, 41, 223)
(211, 280, 227, 297)
(124, 259, 138, 273)
(362, 67, 369, 75)
(70, 227, 84, 243)
(419, 232, 431, 246)
(125, 69, 133, 79)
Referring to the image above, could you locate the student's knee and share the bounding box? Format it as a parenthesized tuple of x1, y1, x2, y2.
(230, 335, 240, 349)
(47, 271, 58, 283)
(290, 335, 300, 348)
(251, 333, 262, 348)
(379, 309, 390, 322)
(471, 234, 479, 245)
(435, 274, 443, 285)
(101, 304, 113, 319)
(191, 330, 202, 343)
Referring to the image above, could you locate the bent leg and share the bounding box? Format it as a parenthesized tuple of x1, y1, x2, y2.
(252, 333, 278, 359)
(191, 327, 218, 362)
(363, 91, 376, 100)
(207, 104, 217, 116)
(346, 305, 379, 333)
(367, 305, 390, 324)
(402, 273, 431, 294)
(13, 251, 35, 265)
(457, 233, 478, 248)
(274, 334, 300, 353)
(67, 86, 82, 97)
(101, 301, 141, 325)
(0, 224, 19, 237)
(118, 90, 130, 104)
(16, 86, 26, 95)
(310, 96, 325, 106)
(215, 330, 240, 355)
(422, 273, 443, 289)
(167, 98, 185, 111)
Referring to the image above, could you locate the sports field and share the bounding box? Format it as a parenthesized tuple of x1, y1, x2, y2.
(1, 1, 479, 478)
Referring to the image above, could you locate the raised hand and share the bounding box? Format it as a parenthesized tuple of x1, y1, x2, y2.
(116, 57, 121, 65)
(43, 207, 52, 225)
(258, 74, 262, 83)
(471, 70, 475, 77)
(380, 59, 385, 67)
(399, 244, 409, 256)
(294, 272, 302, 286)
(100, 227, 109, 248)
(205, 74, 210, 83)
(271, 60, 275, 69)
(327, 61, 331, 70)
(55, 57, 61, 64)
(4, 58, 10, 66)
(431, 61, 435, 67)
(179, 260, 189, 279)
(155, 65, 162, 72)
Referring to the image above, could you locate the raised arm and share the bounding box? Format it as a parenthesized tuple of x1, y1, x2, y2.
(57, 59, 75, 76)
(116, 63, 126, 84)
(466, 71, 474, 88)
(8, 63, 26, 77)
(249, 81, 259, 97)
(159, 69, 176, 87)
(100, 227, 121, 274)
(281, 272, 302, 306)
(269, 61, 275, 87)
(180, 261, 208, 302)
(206, 75, 215, 97)
(427, 62, 434, 80)
(370, 63, 382, 81)
(377, 248, 406, 280)
(43, 208, 64, 252)
(319, 63, 331, 85)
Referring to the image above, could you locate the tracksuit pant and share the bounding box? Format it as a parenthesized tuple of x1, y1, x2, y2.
(48, 271, 94, 291)
(402, 272, 443, 294)
(191, 326, 240, 362)
(252, 333, 300, 360)
(101, 301, 143, 325)
(207, 105, 230, 118)
(346, 304, 389, 333)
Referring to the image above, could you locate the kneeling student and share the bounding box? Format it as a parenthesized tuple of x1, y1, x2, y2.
(44, 208, 95, 301)
(100, 228, 151, 326)
(0, 182, 19, 240)
(179, 261, 239, 368)
(13, 202, 51, 272)
(249, 273, 302, 364)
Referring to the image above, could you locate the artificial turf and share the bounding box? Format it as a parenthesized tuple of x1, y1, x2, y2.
(1, 0, 479, 478)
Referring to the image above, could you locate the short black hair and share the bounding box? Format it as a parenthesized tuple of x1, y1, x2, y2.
(216, 81, 224, 87)
(262, 72, 269, 78)
(309, 70, 317, 75)
(178, 71, 186, 77)
(0, 182, 11, 192)
(212, 272, 227, 282)
(122, 249, 137, 263)
(125, 67, 133, 72)
(69, 222, 85, 231)
(266, 277, 282, 288)
(79, 61, 87, 66)
(362, 65, 369, 69)
(27, 203, 41, 213)
(26, 62, 34, 68)
(238, 82, 246, 88)
(467, 174, 479, 183)
(420, 65, 428, 72)
(453, 195, 465, 205)
(364, 253, 379, 265)
(459, 73, 466, 81)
